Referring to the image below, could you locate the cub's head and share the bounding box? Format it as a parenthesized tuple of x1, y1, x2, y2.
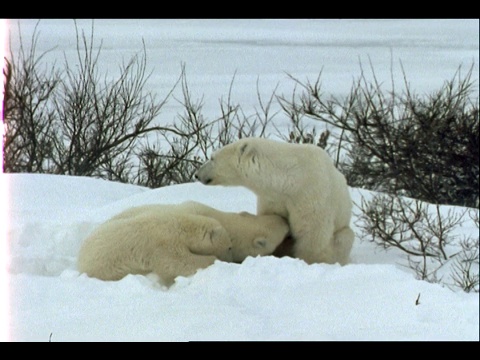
(195, 138, 260, 187)
(185, 215, 233, 262)
(228, 212, 290, 263)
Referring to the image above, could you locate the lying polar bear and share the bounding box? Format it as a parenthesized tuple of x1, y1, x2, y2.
(78, 201, 289, 285)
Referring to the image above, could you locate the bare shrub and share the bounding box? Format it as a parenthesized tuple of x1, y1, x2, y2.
(3, 25, 61, 173)
(357, 192, 479, 291)
(278, 63, 479, 208)
(133, 67, 272, 187)
(4, 22, 276, 187)
(449, 209, 480, 292)
(4, 20, 176, 181)
(450, 236, 479, 293)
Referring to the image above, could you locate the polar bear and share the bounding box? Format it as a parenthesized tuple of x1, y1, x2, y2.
(110, 201, 290, 263)
(78, 212, 232, 285)
(195, 137, 354, 265)
(78, 201, 289, 285)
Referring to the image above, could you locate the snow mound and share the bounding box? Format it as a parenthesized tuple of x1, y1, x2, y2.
(4, 173, 479, 341)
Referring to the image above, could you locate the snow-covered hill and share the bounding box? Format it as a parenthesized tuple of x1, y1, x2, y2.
(3, 174, 478, 341)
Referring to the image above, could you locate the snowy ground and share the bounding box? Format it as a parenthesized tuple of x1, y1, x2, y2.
(3, 19, 479, 341)
(4, 173, 479, 341)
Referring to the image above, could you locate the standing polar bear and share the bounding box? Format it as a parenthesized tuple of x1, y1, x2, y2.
(78, 201, 289, 285)
(195, 137, 355, 265)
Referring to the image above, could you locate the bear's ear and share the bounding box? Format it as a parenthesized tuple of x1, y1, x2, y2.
(253, 237, 267, 248)
(209, 226, 227, 244)
(239, 211, 254, 217)
(239, 142, 257, 164)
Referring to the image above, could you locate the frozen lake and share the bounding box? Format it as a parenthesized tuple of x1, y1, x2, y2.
(6, 19, 479, 128)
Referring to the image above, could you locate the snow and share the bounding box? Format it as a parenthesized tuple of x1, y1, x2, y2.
(2, 19, 479, 341)
(7, 19, 479, 128)
(4, 173, 479, 341)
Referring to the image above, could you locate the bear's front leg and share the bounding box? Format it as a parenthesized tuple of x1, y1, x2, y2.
(151, 250, 219, 286)
(256, 196, 289, 219)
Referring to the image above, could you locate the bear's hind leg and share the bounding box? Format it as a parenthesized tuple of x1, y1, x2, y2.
(290, 214, 336, 265)
(333, 226, 355, 265)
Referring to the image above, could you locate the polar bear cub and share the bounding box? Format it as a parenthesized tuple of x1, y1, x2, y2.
(78, 201, 289, 285)
(195, 137, 355, 265)
(78, 212, 232, 285)
(111, 201, 290, 263)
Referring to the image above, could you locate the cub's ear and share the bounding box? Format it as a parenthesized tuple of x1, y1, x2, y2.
(239, 211, 254, 217)
(253, 237, 267, 248)
(239, 143, 257, 164)
(209, 226, 228, 244)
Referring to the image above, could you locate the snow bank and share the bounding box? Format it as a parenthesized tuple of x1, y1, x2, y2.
(4, 174, 479, 341)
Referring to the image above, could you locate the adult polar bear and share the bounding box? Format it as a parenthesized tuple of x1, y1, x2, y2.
(195, 137, 354, 265)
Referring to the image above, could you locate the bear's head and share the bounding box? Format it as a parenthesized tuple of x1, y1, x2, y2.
(228, 211, 290, 263)
(184, 215, 233, 262)
(195, 138, 260, 187)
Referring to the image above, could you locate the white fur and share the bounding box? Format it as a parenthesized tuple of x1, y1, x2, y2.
(78, 201, 289, 285)
(195, 137, 355, 265)
(111, 201, 289, 263)
(78, 212, 232, 285)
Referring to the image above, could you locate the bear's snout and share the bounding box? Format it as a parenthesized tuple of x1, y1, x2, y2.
(195, 163, 213, 185)
(194, 172, 212, 185)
